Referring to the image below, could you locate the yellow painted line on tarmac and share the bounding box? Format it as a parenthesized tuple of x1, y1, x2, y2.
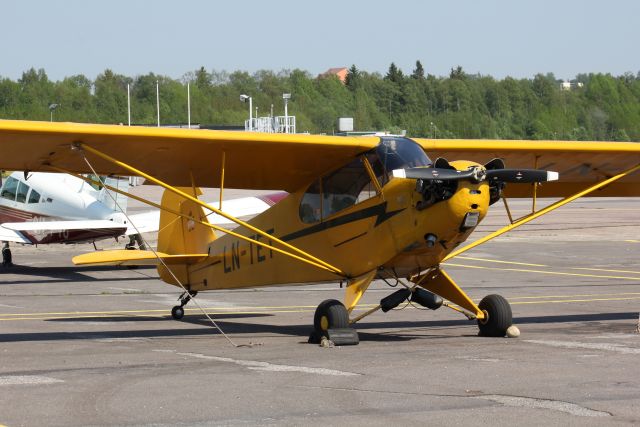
(453, 256, 547, 267)
(511, 296, 640, 305)
(1, 292, 638, 322)
(624, 239, 640, 243)
(0, 304, 354, 318)
(445, 262, 640, 281)
(0, 309, 317, 322)
(507, 291, 640, 301)
(570, 267, 640, 275)
(0, 304, 380, 322)
(449, 256, 640, 276)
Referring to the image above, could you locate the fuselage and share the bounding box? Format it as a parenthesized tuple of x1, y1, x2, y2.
(0, 172, 128, 243)
(182, 137, 491, 291)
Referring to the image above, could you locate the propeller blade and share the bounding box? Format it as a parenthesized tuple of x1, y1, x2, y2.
(486, 169, 559, 183)
(433, 157, 455, 170)
(484, 158, 505, 171)
(393, 167, 475, 181)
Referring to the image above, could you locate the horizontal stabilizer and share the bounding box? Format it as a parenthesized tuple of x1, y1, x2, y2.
(72, 250, 209, 266)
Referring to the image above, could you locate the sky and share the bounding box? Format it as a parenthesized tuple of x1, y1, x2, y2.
(1, 0, 639, 82)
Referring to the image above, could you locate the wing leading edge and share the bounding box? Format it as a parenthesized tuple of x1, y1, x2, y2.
(0, 120, 378, 192)
(415, 138, 640, 197)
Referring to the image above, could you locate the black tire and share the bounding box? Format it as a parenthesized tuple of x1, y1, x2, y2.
(313, 299, 349, 335)
(171, 305, 185, 320)
(477, 294, 512, 337)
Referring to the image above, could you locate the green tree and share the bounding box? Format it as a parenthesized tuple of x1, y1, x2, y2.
(411, 60, 425, 80)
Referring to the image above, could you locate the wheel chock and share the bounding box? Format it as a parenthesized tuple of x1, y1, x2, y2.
(327, 328, 359, 346)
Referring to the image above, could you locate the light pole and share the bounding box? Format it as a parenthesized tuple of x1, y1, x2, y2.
(240, 94, 252, 131)
(49, 103, 59, 122)
(282, 93, 291, 134)
(156, 80, 160, 127)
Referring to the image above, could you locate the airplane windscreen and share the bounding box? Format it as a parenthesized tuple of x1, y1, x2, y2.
(376, 137, 431, 172)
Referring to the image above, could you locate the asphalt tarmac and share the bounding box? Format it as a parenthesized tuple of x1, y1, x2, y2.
(1, 192, 639, 426)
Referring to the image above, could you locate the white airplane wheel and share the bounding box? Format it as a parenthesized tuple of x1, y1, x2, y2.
(477, 294, 512, 337)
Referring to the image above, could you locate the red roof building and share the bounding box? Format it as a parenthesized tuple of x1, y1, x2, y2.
(319, 67, 349, 84)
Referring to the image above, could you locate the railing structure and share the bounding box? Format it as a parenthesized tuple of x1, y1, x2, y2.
(245, 115, 296, 134)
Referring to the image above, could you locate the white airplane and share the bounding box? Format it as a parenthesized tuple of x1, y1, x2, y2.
(0, 171, 284, 266)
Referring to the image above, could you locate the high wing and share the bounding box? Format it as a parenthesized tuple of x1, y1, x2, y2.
(0, 120, 377, 191)
(415, 139, 640, 197)
(2, 120, 639, 197)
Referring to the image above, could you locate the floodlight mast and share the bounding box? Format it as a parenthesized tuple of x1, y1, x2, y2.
(240, 94, 253, 131)
(48, 103, 59, 122)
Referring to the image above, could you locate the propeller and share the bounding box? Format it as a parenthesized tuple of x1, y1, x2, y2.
(392, 158, 558, 184)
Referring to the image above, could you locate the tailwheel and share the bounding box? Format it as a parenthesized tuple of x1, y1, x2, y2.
(171, 305, 184, 320)
(477, 294, 512, 337)
(310, 299, 359, 345)
(170, 291, 197, 321)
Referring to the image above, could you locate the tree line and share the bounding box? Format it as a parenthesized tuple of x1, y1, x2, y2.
(1, 63, 639, 141)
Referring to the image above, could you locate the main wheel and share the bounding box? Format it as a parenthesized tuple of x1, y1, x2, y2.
(171, 305, 185, 320)
(313, 299, 349, 336)
(477, 294, 512, 337)
(2, 247, 12, 267)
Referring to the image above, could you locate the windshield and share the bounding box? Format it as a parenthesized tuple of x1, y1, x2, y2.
(376, 137, 431, 171)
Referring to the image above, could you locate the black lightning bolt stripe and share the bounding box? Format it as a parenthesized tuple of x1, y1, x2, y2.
(280, 202, 404, 242)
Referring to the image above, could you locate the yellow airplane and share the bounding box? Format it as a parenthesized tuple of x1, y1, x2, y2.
(1, 119, 639, 345)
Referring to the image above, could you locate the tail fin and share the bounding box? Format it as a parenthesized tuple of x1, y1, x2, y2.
(98, 176, 130, 213)
(157, 188, 216, 286)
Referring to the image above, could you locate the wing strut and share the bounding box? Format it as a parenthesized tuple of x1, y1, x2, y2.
(68, 142, 347, 277)
(443, 162, 640, 262)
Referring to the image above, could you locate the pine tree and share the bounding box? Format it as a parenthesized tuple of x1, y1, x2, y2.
(345, 65, 359, 91)
(385, 62, 404, 84)
(411, 60, 425, 80)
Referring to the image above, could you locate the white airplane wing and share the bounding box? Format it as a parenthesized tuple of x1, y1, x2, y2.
(124, 194, 282, 235)
(0, 225, 32, 244)
(2, 220, 128, 244)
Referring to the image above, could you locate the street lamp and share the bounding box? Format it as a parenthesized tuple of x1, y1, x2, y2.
(282, 93, 291, 134)
(49, 103, 59, 122)
(240, 94, 252, 131)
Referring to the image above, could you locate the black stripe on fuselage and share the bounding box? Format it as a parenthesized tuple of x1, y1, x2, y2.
(280, 202, 404, 242)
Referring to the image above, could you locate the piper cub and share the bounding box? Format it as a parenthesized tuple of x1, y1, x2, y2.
(1, 120, 638, 345)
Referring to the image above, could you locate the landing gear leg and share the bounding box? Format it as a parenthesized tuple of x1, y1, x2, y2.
(171, 291, 198, 320)
(2, 242, 12, 267)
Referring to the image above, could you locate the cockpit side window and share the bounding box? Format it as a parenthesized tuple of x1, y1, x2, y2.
(16, 181, 30, 203)
(28, 189, 41, 204)
(321, 157, 372, 219)
(0, 176, 19, 201)
(299, 157, 380, 223)
(299, 179, 322, 224)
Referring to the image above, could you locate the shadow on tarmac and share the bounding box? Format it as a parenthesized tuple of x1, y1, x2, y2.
(0, 265, 156, 285)
(1, 311, 636, 343)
